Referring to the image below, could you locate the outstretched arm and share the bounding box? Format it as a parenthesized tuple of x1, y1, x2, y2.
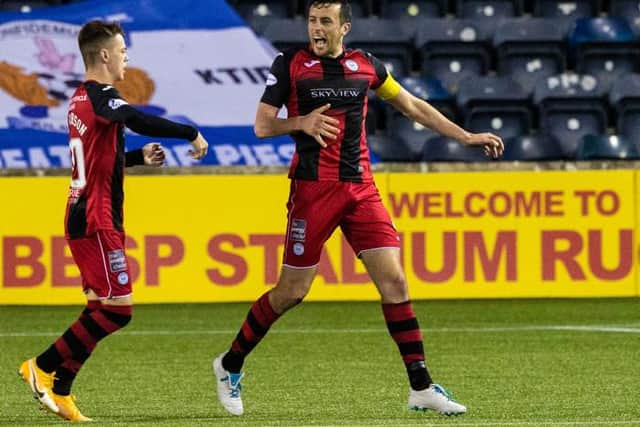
(386, 87, 504, 158)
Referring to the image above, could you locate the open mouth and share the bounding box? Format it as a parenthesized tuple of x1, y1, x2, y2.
(312, 37, 327, 49)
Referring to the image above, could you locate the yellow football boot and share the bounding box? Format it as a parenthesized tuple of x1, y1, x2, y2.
(18, 358, 59, 414)
(53, 393, 93, 422)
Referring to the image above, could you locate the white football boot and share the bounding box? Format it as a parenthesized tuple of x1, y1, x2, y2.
(213, 353, 244, 416)
(408, 383, 467, 416)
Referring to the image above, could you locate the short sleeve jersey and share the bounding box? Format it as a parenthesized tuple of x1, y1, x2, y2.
(261, 47, 392, 183)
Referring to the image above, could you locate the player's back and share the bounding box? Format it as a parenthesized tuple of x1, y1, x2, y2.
(65, 81, 126, 239)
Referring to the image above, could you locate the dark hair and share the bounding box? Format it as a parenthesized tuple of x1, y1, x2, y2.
(77, 20, 124, 67)
(306, 0, 352, 24)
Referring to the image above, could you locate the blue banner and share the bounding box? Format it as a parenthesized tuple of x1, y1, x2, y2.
(0, 0, 295, 167)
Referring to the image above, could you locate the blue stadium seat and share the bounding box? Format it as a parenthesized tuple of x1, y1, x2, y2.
(384, 78, 455, 158)
(534, 73, 608, 158)
(533, 0, 599, 18)
(262, 18, 309, 51)
(345, 18, 414, 77)
(381, 0, 446, 18)
(387, 118, 434, 160)
(416, 19, 494, 92)
(232, 0, 295, 33)
(346, 0, 372, 17)
(394, 76, 456, 119)
(457, 0, 522, 19)
(610, 0, 640, 36)
(568, 17, 640, 87)
(456, 75, 533, 139)
(0, 0, 54, 12)
(368, 134, 418, 161)
(576, 134, 640, 159)
(494, 18, 567, 91)
(502, 134, 565, 161)
(423, 135, 489, 162)
(609, 73, 640, 143)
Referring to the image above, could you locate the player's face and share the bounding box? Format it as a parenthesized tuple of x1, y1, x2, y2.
(105, 34, 128, 82)
(307, 3, 350, 58)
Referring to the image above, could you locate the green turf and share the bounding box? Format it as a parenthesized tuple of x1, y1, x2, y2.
(1, 299, 639, 426)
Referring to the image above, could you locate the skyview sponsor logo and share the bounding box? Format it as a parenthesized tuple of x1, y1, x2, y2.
(310, 87, 361, 98)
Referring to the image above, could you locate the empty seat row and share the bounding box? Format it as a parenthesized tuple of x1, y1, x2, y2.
(370, 73, 640, 161)
(369, 132, 640, 162)
(231, 0, 637, 20)
(263, 16, 640, 87)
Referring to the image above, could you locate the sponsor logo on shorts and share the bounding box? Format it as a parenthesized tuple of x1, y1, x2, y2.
(291, 218, 306, 242)
(117, 272, 129, 285)
(108, 249, 127, 272)
(293, 242, 304, 256)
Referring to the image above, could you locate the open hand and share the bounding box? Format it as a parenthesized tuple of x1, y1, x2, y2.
(300, 103, 340, 148)
(465, 132, 504, 158)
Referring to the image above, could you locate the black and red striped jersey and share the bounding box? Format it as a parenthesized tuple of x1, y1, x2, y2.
(65, 80, 197, 239)
(260, 47, 389, 183)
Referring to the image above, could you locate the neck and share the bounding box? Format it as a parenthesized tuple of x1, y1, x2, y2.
(85, 68, 114, 85)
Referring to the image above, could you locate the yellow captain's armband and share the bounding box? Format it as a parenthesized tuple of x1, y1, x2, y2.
(374, 74, 401, 101)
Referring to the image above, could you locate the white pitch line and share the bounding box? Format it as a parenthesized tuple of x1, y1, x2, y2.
(1, 324, 639, 338)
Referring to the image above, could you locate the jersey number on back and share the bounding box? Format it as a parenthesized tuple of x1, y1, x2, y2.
(69, 137, 87, 190)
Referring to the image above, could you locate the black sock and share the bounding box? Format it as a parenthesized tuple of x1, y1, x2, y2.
(407, 360, 432, 391)
(222, 351, 245, 373)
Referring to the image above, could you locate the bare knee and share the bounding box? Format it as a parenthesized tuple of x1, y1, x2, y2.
(379, 274, 409, 304)
(270, 278, 310, 313)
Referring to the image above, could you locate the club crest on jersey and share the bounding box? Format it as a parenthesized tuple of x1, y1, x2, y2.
(290, 219, 306, 242)
(108, 249, 127, 272)
(293, 242, 305, 256)
(345, 59, 359, 71)
(108, 98, 128, 109)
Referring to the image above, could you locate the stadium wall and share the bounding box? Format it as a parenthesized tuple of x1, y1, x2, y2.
(0, 168, 638, 304)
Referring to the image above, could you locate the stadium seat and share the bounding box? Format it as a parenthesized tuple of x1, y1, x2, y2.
(262, 18, 309, 51)
(368, 133, 418, 161)
(345, 18, 414, 77)
(387, 117, 435, 160)
(568, 17, 640, 87)
(609, 73, 640, 142)
(501, 134, 565, 161)
(232, 0, 295, 34)
(0, 0, 54, 12)
(533, 0, 599, 18)
(576, 134, 640, 159)
(395, 76, 456, 118)
(456, 0, 522, 19)
(534, 73, 608, 158)
(610, 0, 640, 36)
(381, 0, 446, 18)
(422, 135, 489, 161)
(494, 18, 567, 91)
(456, 75, 533, 139)
(416, 19, 494, 92)
(378, 76, 454, 138)
(386, 77, 455, 153)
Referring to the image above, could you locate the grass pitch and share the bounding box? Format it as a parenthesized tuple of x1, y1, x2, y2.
(1, 298, 639, 426)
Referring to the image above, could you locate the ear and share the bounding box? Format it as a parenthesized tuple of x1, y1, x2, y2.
(342, 21, 351, 37)
(99, 48, 110, 63)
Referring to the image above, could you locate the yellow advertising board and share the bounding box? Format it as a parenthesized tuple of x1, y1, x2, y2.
(0, 170, 637, 305)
